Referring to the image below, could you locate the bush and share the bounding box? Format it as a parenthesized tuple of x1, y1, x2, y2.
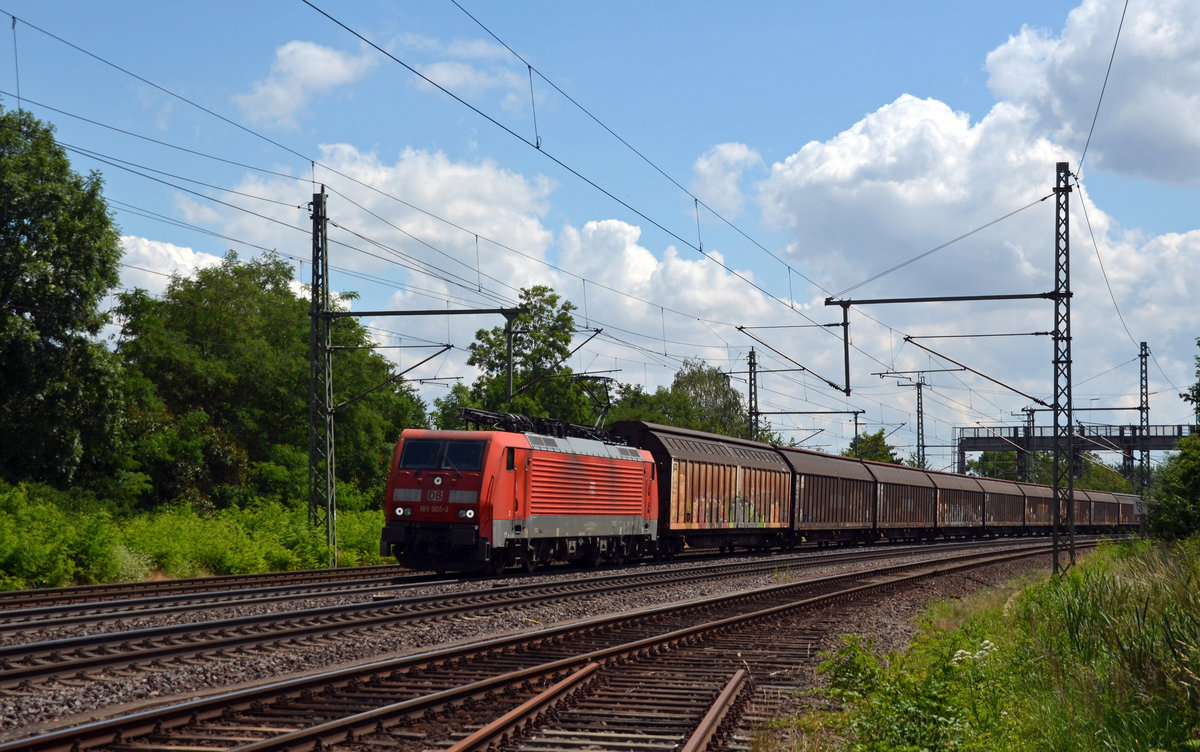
(0, 478, 391, 588)
(116, 501, 388, 577)
(1147, 433, 1200, 539)
(0, 481, 124, 589)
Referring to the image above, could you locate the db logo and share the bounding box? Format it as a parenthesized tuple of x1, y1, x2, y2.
(427, 490, 444, 501)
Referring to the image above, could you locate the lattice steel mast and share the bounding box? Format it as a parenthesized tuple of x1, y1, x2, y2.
(1051, 162, 1074, 574)
(308, 189, 336, 564)
(1140, 341, 1150, 494)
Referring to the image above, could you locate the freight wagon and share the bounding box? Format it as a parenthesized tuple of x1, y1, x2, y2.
(608, 421, 792, 555)
(777, 446, 874, 543)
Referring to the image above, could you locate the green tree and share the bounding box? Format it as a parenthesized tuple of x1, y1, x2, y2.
(842, 429, 899, 463)
(1147, 433, 1200, 538)
(1181, 336, 1200, 424)
(966, 450, 1025, 480)
(965, 449, 1131, 490)
(607, 361, 758, 440)
(0, 106, 124, 487)
(431, 383, 482, 429)
(1076, 455, 1133, 493)
(606, 382, 697, 428)
(669, 359, 752, 438)
(456, 285, 596, 425)
(115, 253, 425, 509)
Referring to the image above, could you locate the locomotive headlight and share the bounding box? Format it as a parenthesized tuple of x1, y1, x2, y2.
(395, 507, 413, 518)
(458, 508, 476, 519)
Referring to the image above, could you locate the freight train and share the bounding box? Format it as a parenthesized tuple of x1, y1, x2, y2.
(379, 410, 1141, 574)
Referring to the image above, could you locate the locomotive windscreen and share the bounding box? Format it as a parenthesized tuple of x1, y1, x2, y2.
(399, 439, 487, 471)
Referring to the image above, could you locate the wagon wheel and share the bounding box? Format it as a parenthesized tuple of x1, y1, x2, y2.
(488, 551, 507, 576)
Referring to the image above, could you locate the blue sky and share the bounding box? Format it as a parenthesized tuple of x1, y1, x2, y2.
(3, 0, 1197, 468)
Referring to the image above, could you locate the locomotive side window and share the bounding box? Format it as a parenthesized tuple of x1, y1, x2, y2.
(506, 447, 515, 471)
(444, 440, 485, 471)
(399, 439, 441, 469)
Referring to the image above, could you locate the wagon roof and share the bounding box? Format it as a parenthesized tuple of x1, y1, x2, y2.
(609, 421, 788, 470)
(923, 469, 984, 492)
(1078, 488, 1119, 503)
(861, 460, 935, 487)
(1016, 482, 1053, 499)
(974, 477, 1023, 495)
(774, 446, 874, 480)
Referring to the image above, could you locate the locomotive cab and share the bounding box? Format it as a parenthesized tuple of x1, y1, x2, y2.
(380, 430, 500, 572)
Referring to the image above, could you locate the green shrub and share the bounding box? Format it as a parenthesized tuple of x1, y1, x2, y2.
(0, 477, 390, 588)
(0, 481, 122, 589)
(336, 508, 388, 566)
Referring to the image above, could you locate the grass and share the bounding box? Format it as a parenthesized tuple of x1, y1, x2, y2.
(756, 539, 1200, 751)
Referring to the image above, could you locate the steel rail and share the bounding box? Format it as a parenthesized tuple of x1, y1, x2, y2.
(0, 566, 416, 611)
(201, 545, 1072, 752)
(0, 538, 1050, 636)
(680, 669, 751, 752)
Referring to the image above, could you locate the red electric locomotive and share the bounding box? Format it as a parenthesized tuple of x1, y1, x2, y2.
(380, 411, 658, 574)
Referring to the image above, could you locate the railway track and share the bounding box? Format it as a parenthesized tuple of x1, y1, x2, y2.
(0, 538, 1042, 637)
(0, 539, 1057, 694)
(0, 572, 453, 636)
(0, 541, 1076, 752)
(0, 546, 920, 689)
(0, 565, 418, 611)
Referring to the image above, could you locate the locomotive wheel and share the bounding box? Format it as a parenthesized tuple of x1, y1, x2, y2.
(610, 543, 626, 566)
(585, 546, 602, 569)
(522, 553, 538, 574)
(488, 552, 507, 576)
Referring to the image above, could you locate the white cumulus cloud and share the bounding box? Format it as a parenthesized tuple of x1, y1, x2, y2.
(753, 78, 1199, 430)
(985, 0, 1200, 182)
(690, 143, 765, 218)
(235, 41, 376, 130)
